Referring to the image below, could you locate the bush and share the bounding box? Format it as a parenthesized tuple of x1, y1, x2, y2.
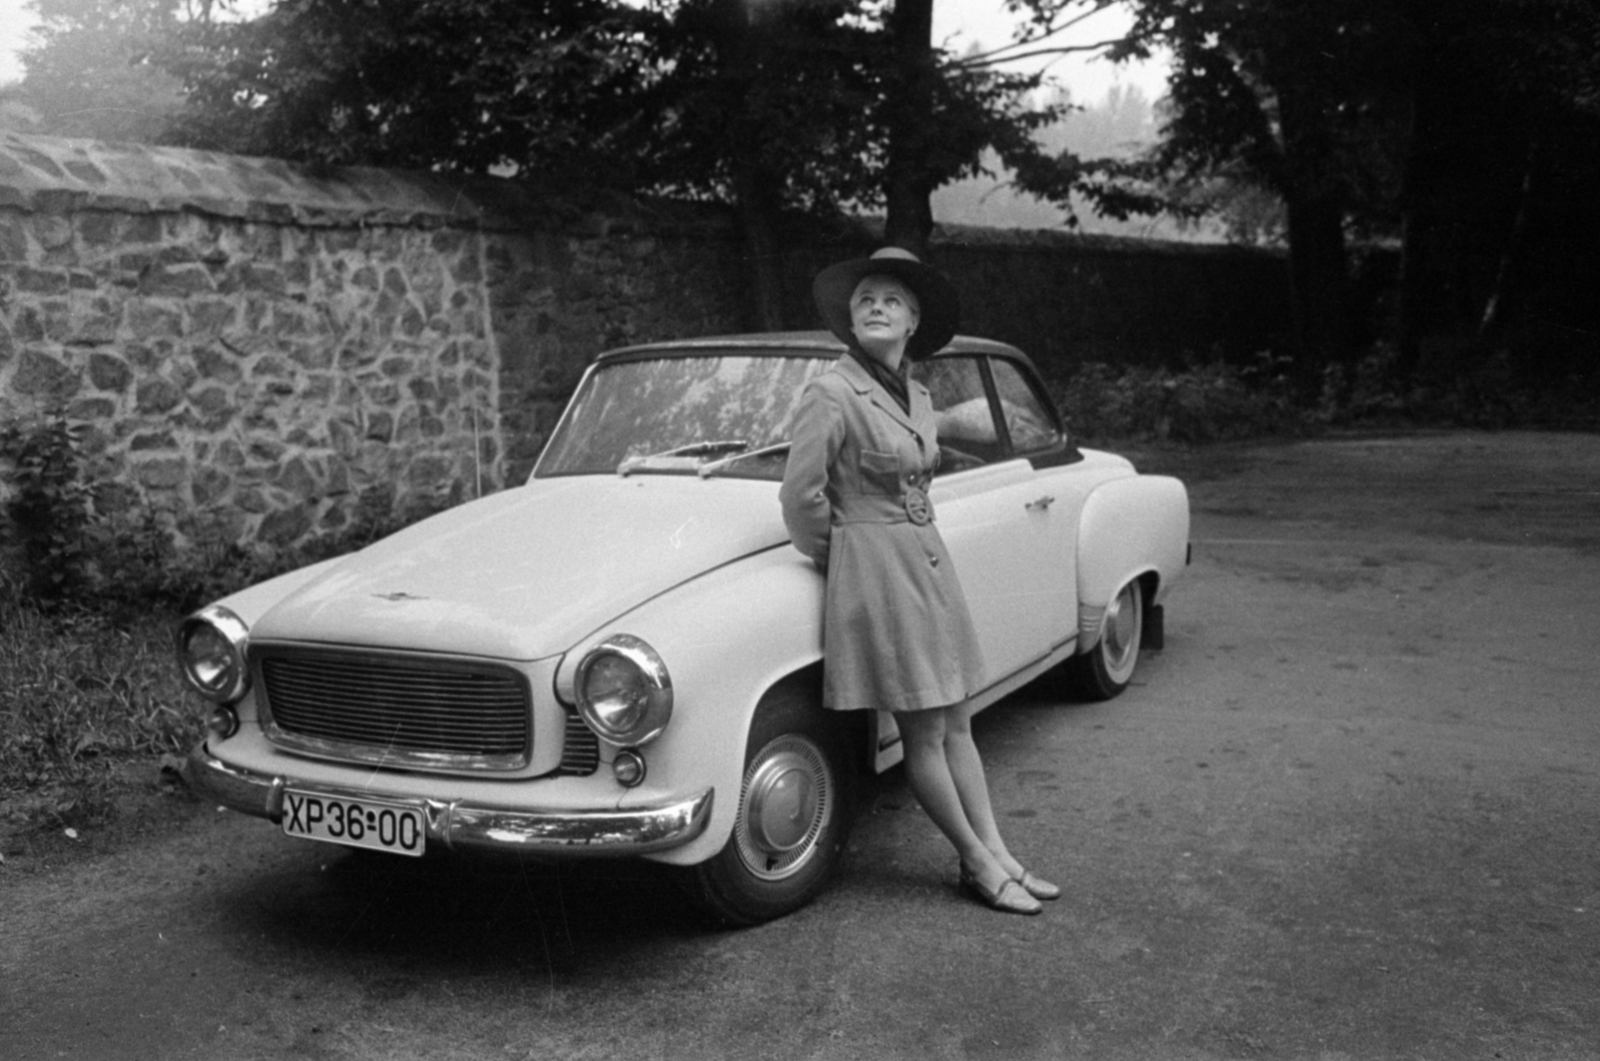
(1045, 353, 1309, 445)
(0, 413, 453, 836)
(0, 413, 453, 618)
(0, 415, 99, 601)
(1043, 341, 1600, 446)
(1312, 340, 1600, 432)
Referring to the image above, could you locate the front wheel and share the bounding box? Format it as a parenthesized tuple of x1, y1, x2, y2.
(680, 684, 854, 926)
(1061, 578, 1144, 701)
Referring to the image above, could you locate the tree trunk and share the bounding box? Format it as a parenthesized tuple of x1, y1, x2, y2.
(1283, 189, 1353, 392)
(711, 0, 788, 329)
(881, 0, 936, 256)
(1393, 63, 1448, 382)
(1272, 79, 1354, 391)
(732, 163, 788, 331)
(1479, 130, 1539, 339)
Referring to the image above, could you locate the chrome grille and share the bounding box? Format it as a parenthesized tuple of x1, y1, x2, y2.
(558, 711, 600, 776)
(257, 647, 531, 772)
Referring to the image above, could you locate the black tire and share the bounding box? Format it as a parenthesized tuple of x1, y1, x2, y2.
(1061, 577, 1144, 701)
(680, 683, 855, 926)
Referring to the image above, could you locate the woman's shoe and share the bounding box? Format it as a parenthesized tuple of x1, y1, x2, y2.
(959, 863, 1042, 915)
(1016, 869, 1061, 901)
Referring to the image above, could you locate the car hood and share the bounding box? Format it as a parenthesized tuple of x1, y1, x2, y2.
(249, 475, 788, 660)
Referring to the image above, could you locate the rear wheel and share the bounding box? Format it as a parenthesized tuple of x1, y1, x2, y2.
(681, 684, 854, 925)
(1061, 578, 1144, 701)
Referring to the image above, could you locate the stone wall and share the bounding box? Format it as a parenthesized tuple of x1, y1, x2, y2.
(1, 131, 1290, 558)
(0, 133, 524, 549)
(482, 208, 749, 483)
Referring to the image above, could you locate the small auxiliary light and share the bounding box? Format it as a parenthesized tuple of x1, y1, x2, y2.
(612, 749, 647, 788)
(207, 705, 240, 740)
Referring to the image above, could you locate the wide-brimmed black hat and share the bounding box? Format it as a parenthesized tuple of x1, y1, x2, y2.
(813, 246, 960, 360)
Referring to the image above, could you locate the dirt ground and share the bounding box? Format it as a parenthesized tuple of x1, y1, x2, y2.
(3, 429, 1598, 1061)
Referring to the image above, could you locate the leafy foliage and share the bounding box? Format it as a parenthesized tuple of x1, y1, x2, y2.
(631, 0, 884, 212)
(161, 0, 658, 184)
(0, 414, 98, 602)
(0, 412, 458, 618)
(148, 1, 1087, 216)
(1014, 0, 1600, 388)
(1042, 337, 1600, 448)
(0, 413, 236, 616)
(1045, 354, 1306, 444)
(1, 0, 191, 142)
(102, 0, 1139, 321)
(6, 0, 1177, 305)
(0, 414, 459, 836)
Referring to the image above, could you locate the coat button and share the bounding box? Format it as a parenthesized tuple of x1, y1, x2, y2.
(928, 554, 940, 567)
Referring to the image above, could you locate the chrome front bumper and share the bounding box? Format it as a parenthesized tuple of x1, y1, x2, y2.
(184, 745, 714, 856)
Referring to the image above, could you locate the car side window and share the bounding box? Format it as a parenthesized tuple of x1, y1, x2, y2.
(989, 357, 1062, 453)
(913, 357, 1002, 470)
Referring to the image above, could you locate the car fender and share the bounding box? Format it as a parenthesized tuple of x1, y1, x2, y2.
(1076, 475, 1190, 648)
(207, 555, 346, 628)
(555, 545, 828, 866)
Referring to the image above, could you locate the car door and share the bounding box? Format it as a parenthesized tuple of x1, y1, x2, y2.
(913, 355, 1077, 688)
(986, 354, 1082, 648)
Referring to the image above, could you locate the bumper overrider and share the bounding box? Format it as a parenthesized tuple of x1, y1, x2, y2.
(184, 744, 714, 856)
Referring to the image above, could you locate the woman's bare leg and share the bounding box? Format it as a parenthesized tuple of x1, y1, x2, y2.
(894, 707, 1013, 891)
(941, 702, 1028, 880)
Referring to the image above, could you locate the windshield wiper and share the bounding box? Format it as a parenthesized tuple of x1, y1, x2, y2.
(617, 440, 750, 476)
(698, 441, 791, 478)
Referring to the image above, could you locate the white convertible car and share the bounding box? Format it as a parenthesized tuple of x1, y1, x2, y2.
(180, 332, 1189, 924)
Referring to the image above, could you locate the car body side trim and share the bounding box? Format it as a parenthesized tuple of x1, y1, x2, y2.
(183, 745, 713, 857)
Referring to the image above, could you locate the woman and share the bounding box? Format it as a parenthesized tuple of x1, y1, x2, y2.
(780, 246, 1059, 916)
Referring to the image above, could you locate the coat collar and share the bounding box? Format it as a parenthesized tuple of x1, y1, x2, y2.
(835, 353, 927, 434)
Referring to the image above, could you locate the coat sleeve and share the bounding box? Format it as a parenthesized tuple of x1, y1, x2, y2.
(779, 379, 845, 569)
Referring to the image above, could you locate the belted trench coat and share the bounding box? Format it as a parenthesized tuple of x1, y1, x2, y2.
(780, 354, 986, 713)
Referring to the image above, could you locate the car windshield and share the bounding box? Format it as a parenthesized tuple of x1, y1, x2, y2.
(535, 352, 834, 480)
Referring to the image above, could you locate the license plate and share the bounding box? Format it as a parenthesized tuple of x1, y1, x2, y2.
(282, 790, 426, 857)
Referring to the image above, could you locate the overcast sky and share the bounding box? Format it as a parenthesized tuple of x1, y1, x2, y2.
(0, 0, 30, 84)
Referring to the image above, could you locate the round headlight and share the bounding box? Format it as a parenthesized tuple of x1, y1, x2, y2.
(176, 605, 251, 703)
(575, 634, 672, 746)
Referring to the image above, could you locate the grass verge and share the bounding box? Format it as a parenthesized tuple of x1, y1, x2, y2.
(1, 586, 201, 846)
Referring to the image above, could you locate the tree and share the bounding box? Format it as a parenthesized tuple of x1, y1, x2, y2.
(930, 86, 1212, 237)
(160, 0, 654, 181)
(1387, 0, 1600, 381)
(630, 0, 889, 326)
(152, 2, 895, 326)
(10, 0, 1144, 324)
(877, 0, 1089, 256)
(149, 0, 1090, 325)
(1055, 0, 1600, 384)
(881, 0, 938, 255)
(1110, 0, 1407, 377)
(3, 0, 197, 143)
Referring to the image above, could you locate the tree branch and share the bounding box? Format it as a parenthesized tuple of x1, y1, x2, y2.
(954, 37, 1132, 70)
(1003, 0, 1122, 38)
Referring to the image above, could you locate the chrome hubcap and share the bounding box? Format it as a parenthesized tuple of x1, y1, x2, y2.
(748, 755, 818, 852)
(1102, 584, 1141, 680)
(735, 735, 831, 880)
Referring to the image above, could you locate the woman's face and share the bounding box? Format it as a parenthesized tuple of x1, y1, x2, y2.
(850, 275, 920, 360)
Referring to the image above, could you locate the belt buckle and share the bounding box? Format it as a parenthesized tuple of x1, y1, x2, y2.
(903, 486, 932, 526)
